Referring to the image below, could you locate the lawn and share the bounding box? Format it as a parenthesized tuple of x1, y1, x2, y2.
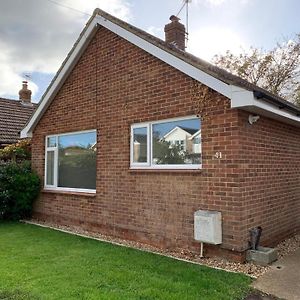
(0, 222, 251, 300)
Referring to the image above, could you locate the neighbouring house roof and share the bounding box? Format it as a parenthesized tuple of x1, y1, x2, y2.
(134, 134, 147, 144)
(0, 97, 37, 146)
(21, 9, 300, 138)
(189, 130, 201, 140)
(163, 126, 198, 140)
(178, 127, 198, 136)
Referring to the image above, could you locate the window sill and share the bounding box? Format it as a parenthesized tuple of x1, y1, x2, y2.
(129, 168, 202, 173)
(42, 189, 96, 197)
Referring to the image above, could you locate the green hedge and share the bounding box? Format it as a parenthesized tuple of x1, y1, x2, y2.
(0, 161, 40, 220)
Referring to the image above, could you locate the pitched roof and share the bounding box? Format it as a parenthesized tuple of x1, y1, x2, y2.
(178, 127, 198, 135)
(163, 126, 198, 139)
(189, 130, 201, 140)
(0, 98, 37, 145)
(21, 9, 300, 137)
(91, 9, 300, 115)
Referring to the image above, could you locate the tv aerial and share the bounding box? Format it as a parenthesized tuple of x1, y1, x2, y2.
(176, 0, 192, 46)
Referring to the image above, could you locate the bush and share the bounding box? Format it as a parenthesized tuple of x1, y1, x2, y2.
(0, 161, 40, 220)
(0, 139, 31, 162)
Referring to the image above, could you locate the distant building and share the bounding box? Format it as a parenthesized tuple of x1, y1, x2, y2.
(0, 81, 36, 148)
(163, 126, 200, 153)
(189, 130, 201, 154)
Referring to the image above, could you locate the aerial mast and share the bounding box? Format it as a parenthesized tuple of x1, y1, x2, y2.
(176, 0, 192, 47)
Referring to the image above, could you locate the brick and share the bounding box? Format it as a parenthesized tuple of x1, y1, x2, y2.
(31, 26, 300, 261)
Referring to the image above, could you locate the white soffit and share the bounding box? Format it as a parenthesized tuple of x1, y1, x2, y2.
(231, 86, 300, 127)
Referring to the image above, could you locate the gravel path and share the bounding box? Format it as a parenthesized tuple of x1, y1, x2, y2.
(24, 220, 300, 279)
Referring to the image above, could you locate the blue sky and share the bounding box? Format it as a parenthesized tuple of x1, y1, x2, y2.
(0, 0, 299, 103)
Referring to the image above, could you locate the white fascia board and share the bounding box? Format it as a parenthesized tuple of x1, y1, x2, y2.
(20, 18, 99, 138)
(94, 15, 232, 99)
(21, 14, 232, 138)
(189, 129, 201, 140)
(163, 126, 180, 139)
(21, 13, 300, 138)
(231, 86, 300, 127)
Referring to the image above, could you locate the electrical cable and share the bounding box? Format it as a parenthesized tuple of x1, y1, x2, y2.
(45, 0, 92, 17)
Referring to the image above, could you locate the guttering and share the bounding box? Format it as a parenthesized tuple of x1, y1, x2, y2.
(231, 86, 300, 127)
(253, 90, 300, 116)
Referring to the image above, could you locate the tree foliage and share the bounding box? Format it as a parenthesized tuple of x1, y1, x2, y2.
(212, 34, 300, 106)
(153, 138, 186, 165)
(0, 139, 31, 162)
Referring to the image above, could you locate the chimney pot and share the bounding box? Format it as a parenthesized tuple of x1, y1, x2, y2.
(169, 15, 180, 22)
(19, 80, 32, 103)
(164, 15, 186, 51)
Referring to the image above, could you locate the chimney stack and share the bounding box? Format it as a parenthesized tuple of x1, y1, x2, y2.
(19, 81, 32, 103)
(164, 15, 186, 51)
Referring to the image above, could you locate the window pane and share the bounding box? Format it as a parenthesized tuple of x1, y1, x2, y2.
(152, 118, 201, 165)
(46, 151, 54, 185)
(58, 131, 96, 189)
(47, 137, 56, 147)
(133, 127, 147, 163)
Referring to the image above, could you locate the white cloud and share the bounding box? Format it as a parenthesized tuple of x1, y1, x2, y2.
(0, 0, 131, 100)
(146, 26, 163, 37)
(193, 0, 225, 6)
(187, 27, 248, 61)
(193, 0, 249, 6)
(205, 0, 226, 5)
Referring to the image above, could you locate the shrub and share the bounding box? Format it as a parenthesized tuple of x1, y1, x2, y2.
(0, 161, 40, 220)
(0, 139, 31, 162)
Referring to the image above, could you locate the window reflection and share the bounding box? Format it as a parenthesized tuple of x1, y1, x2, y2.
(152, 118, 201, 165)
(133, 127, 147, 163)
(58, 131, 96, 189)
(46, 151, 54, 185)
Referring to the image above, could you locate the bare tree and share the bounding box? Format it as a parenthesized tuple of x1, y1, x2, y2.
(212, 34, 300, 106)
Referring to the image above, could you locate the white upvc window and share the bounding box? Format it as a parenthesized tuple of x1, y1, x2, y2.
(130, 116, 201, 170)
(45, 129, 97, 193)
(130, 123, 150, 168)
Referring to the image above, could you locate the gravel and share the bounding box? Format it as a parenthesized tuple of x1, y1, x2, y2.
(24, 220, 300, 279)
(276, 234, 300, 259)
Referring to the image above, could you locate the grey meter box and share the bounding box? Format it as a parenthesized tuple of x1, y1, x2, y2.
(194, 210, 222, 244)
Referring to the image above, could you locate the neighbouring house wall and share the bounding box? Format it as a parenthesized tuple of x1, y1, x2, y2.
(237, 111, 300, 247)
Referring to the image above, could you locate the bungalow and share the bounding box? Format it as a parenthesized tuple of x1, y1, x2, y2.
(0, 81, 36, 148)
(21, 9, 300, 261)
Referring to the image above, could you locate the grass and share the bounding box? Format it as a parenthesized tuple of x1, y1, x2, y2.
(0, 222, 251, 300)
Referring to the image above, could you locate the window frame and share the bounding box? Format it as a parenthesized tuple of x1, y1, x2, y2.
(130, 123, 150, 168)
(130, 116, 202, 170)
(44, 129, 97, 193)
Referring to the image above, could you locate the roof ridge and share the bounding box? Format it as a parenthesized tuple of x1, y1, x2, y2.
(92, 8, 299, 110)
(0, 97, 38, 106)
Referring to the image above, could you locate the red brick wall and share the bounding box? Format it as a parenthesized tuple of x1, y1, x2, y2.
(31, 26, 300, 259)
(237, 111, 300, 247)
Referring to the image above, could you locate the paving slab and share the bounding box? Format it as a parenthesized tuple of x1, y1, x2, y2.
(244, 293, 277, 300)
(252, 249, 300, 300)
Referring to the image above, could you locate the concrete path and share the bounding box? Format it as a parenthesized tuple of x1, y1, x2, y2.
(252, 249, 300, 300)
